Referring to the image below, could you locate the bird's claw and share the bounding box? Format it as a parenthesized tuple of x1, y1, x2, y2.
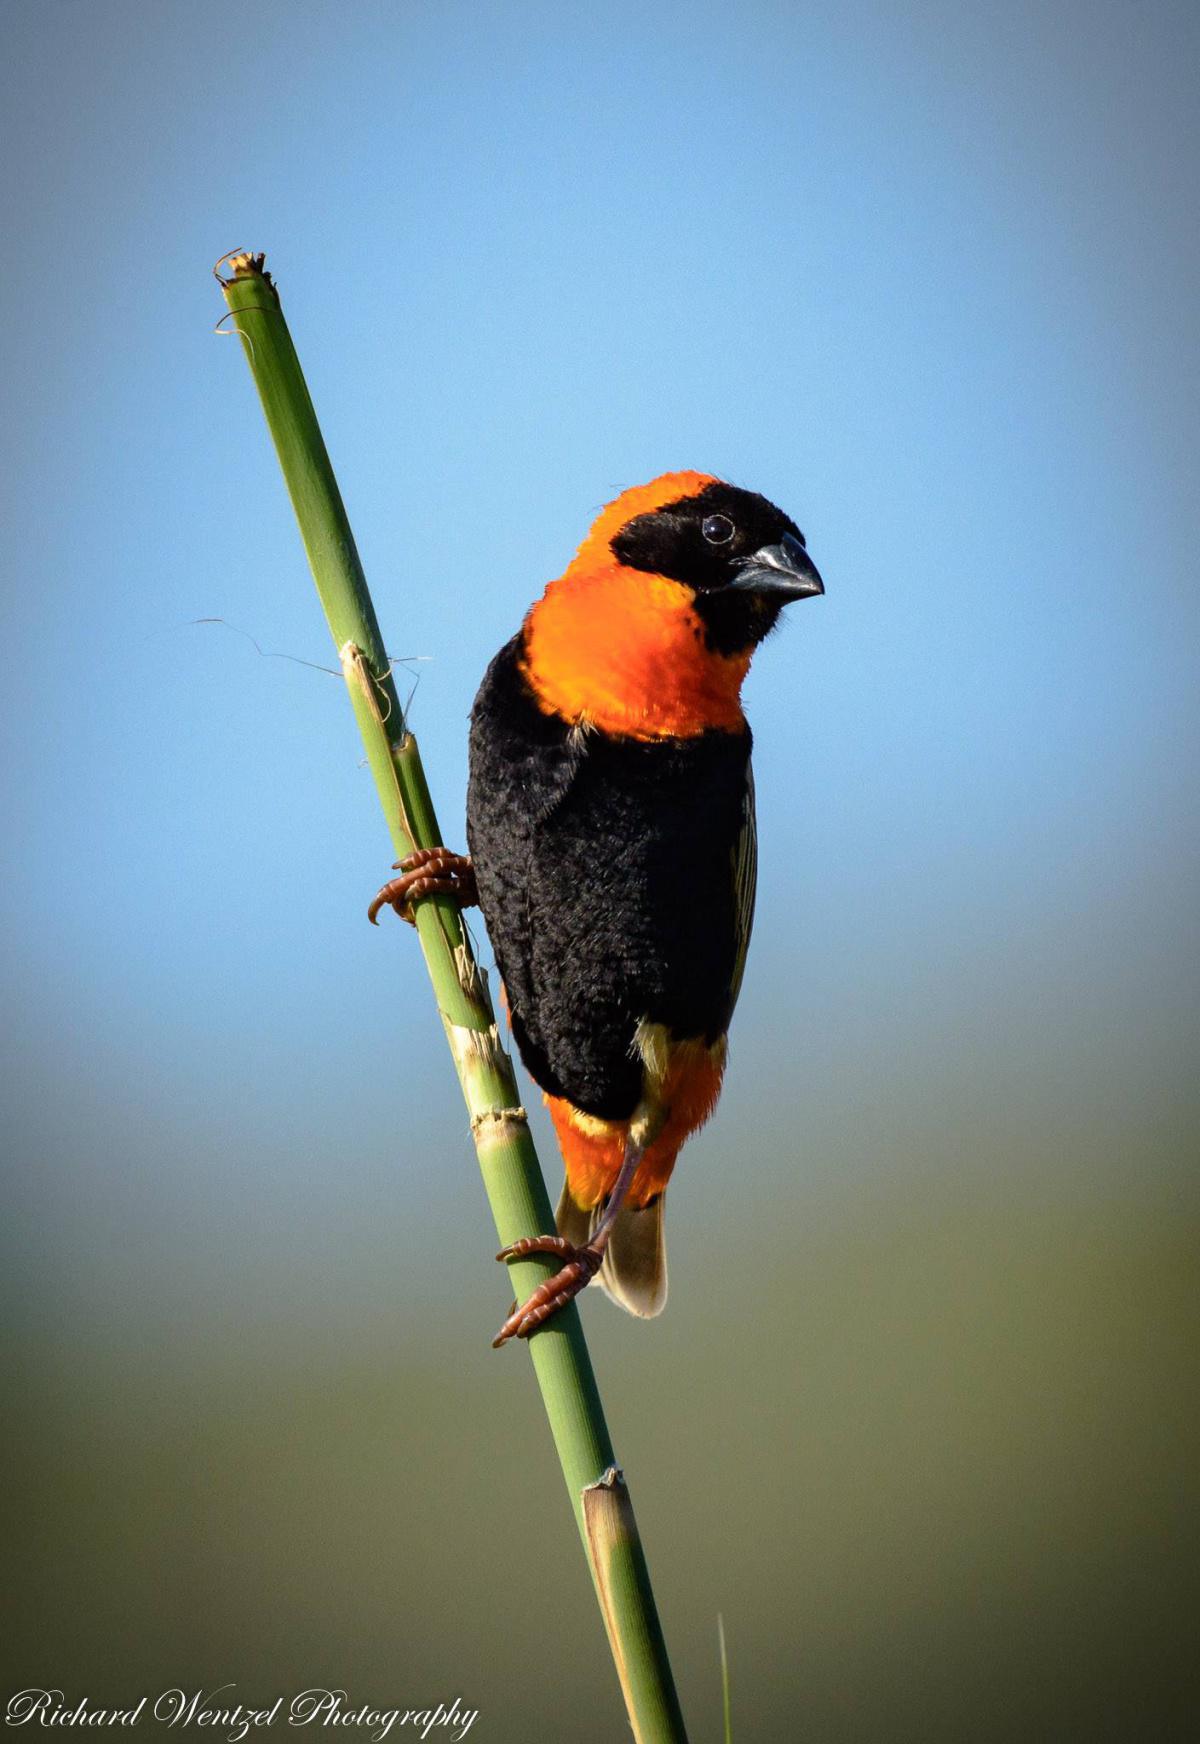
(492, 1235, 604, 1347)
(368, 848, 478, 925)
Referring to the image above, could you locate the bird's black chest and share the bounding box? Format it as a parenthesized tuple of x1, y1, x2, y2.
(466, 637, 751, 1117)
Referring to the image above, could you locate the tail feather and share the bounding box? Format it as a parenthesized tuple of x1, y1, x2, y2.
(601, 1195, 668, 1318)
(555, 1182, 593, 1253)
(555, 1182, 668, 1320)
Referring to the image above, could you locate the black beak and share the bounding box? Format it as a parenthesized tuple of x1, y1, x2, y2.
(729, 532, 824, 600)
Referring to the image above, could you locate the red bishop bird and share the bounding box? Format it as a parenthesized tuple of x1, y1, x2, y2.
(371, 472, 823, 1345)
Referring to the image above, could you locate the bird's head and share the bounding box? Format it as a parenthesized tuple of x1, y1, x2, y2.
(522, 472, 823, 740)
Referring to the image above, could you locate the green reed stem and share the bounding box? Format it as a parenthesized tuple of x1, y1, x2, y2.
(216, 251, 687, 1742)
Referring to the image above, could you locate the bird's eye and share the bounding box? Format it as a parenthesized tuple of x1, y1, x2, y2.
(702, 514, 735, 545)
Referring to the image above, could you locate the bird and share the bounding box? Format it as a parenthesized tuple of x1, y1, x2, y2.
(370, 472, 823, 1345)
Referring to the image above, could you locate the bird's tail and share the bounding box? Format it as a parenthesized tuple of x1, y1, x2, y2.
(556, 1182, 668, 1319)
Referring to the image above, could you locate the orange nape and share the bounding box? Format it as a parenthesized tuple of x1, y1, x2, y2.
(568, 471, 717, 571)
(549, 1037, 727, 1212)
(521, 471, 752, 741)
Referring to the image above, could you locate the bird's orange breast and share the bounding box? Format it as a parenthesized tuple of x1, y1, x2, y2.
(522, 565, 750, 739)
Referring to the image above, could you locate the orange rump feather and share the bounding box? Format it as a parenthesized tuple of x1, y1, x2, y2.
(550, 1038, 727, 1213)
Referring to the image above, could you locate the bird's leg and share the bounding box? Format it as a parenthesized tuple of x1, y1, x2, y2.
(368, 848, 478, 926)
(492, 1137, 644, 1347)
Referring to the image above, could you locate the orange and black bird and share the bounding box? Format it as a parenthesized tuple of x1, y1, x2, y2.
(370, 472, 823, 1345)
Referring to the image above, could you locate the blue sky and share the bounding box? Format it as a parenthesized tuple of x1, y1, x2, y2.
(3, 0, 1197, 1287)
(3, 0, 1197, 1304)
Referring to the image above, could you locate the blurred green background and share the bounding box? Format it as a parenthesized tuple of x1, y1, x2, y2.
(3, 0, 1198, 1738)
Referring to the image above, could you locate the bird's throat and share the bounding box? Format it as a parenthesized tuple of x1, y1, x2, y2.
(521, 566, 750, 739)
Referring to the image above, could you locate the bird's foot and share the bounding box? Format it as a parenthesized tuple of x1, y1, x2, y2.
(492, 1235, 603, 1347)
(368, 848, 478, 925)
